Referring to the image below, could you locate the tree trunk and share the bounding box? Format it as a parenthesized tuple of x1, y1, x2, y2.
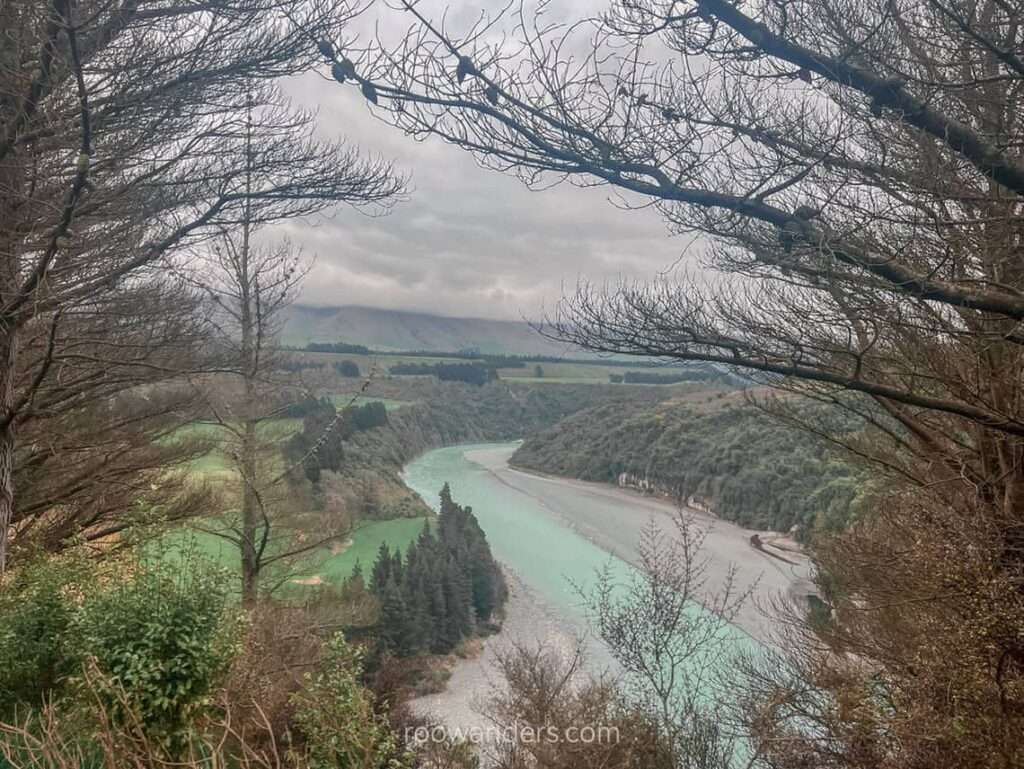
(238, 136, 259, 607)
(0, 32, 21, 571)
(0, 326, 17, 574)
(240, 388, 259, 609)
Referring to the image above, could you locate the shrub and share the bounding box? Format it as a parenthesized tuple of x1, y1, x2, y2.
(292, 635, 409, 769)
(74, 561, 243, 754)
(0, 555, 94, 715)
(223, 605, 326, 750)
(335, 360, 361, 378)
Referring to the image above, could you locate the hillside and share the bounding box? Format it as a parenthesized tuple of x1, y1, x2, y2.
(283, 304, 578, 355)
(511, 397, 871, 538)
(294, 380, 670, 518)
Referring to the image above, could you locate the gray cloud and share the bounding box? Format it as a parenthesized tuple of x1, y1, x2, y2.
(273, 1, 697, 321)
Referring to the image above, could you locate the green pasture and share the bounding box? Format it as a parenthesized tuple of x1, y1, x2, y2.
(152, 516, 432, 596)
(294, 348, 654, 384)
(292, 516, 431, 587)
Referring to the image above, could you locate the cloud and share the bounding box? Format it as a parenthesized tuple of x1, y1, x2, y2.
(273, 0, 699, 321)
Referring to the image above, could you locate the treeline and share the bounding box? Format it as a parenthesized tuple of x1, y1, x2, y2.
(277, 359, 326, 373)
(304, 341, 372, 355)
(610, 369, 724, 385)
(512, 399, 870, 537)
(283, 397, 389, 482)
(388, 361, 497, 386)
(358, 484, 507, 656)
(276, 359, 362, 377)
(298, 340, 730, 374)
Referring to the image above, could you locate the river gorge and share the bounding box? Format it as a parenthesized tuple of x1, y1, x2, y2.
(401, 441, 815, 731)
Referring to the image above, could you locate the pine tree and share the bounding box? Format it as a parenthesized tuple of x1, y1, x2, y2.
(370, 543, 392, 593)
(349, 559, 366, 592)
(378, 578, 416, 655)
(469, 539, 499, 621)
(390, 547, 404, 586)
(366, 485, 507, 656)
(427, 564, 449, 653)
(443, 558, 475, 647)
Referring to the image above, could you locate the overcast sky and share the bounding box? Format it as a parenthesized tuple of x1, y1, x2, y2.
(274, 0, 696, 321)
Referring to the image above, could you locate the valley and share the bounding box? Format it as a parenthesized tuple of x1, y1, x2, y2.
(1, 3, 1014, 764)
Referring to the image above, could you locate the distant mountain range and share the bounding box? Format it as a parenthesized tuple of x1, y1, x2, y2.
(282, 305, 583, 356)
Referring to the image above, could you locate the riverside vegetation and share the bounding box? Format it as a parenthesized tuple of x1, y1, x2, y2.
(1, 361, 865, 767)
(3, 0, 1022, 766)
(512, 396, 871, 538)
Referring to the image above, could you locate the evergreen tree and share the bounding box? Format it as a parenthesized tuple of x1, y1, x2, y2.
(350, 559, 364, 586)
(365, 485, 507, 656)
(370, 543, 392, 593)
(469, 539, 503, 622)
(390, 547, 404, 586)
(378, 578, 416, 656)
(444, 558, 475, 644)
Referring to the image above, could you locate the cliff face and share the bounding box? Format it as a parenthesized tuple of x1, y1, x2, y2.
(612, 471, 733, 523)
(615, 470, 679, 498)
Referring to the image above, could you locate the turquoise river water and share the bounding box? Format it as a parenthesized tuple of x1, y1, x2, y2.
(402, 441, 766, 655)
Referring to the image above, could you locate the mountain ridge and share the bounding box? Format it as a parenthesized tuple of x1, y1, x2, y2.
(283, 304, 580, 356)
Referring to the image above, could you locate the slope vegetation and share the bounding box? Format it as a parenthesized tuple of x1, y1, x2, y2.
(511, 398, 869, 537)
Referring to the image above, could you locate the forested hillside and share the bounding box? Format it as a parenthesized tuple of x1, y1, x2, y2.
(512, 399, 870, 537)
(288, 381, 669, 517)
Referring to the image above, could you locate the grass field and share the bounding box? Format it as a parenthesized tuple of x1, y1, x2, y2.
(168, 419, 302, 479)
(291, 517, 431, 587)
(292, 348, 703, 385)
(150, 525, 239, 572)
(152, 518, 432, 593)
(157, 406, 430, 596)
(152, 516, 432, 597)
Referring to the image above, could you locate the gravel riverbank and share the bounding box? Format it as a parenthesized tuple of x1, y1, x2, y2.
(409, 566, 609, 732)
(467, 445, 816, 642)
(408, 443, 815, 732)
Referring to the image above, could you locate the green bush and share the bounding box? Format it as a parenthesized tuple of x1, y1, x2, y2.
(292, 635, 409, 769)
(74, 561, 243, 753)
(0, 555, 94, 716)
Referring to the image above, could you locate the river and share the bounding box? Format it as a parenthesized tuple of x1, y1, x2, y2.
(401, 441, 814, 730)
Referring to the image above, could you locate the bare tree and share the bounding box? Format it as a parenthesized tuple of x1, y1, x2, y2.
(345, 0, 1024, 424)
(181, 86, 401, 607)
(481, 642, 677, 769)
(0, 0, 401, 570)
(7, 281, 216, 556)
(326, 1, 1024, 764)
(579, 516, 750, 768)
